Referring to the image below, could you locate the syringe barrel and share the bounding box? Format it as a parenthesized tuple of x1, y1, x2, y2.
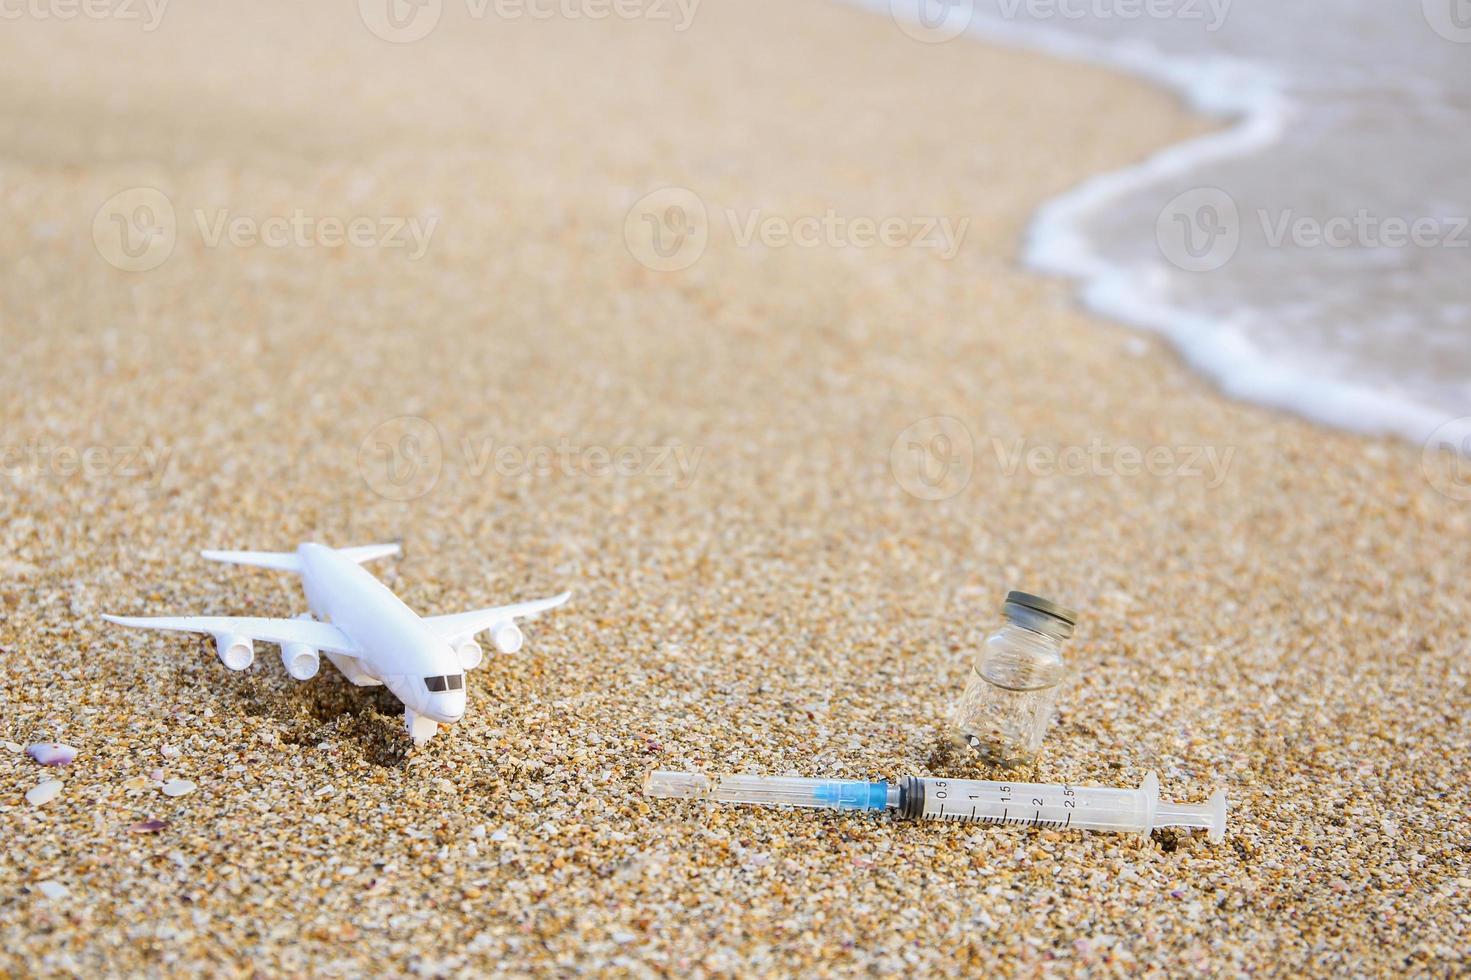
(909, 775, 1149, 834)
(906, 773, 1226, 841)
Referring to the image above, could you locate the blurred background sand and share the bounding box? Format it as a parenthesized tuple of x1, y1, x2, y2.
(1, 0, 1467, 973)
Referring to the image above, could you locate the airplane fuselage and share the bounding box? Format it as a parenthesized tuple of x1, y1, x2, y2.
(296, 544, 467, 726)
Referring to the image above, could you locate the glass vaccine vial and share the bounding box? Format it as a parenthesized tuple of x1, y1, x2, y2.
(951, 591, 1078, 767)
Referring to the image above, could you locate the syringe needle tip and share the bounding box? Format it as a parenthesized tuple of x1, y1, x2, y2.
(644, 770, 712, 800)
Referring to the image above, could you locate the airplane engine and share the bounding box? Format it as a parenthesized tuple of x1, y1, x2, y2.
(214, 633, 254, 671)
(280, 641, 320, 680)
(491, 622, 523, 654)
(455, 638, 483, 671)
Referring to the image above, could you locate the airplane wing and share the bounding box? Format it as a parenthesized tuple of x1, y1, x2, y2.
(423, 591, 572, 641)
(103, 615, 364, 655)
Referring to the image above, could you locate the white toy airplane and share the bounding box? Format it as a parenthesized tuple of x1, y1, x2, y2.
(104, 542, 570, 745)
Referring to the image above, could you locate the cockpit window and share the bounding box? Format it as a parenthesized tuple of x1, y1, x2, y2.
(446, 673, 463, 691)
(424, 674, 464, 693)
(425, 675, 447, 693)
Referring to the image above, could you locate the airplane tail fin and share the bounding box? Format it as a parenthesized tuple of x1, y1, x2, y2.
(200, 543, 401, 573)
(200, 549, 303, 572)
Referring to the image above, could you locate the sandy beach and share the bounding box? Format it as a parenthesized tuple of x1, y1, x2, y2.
(1, 0, 1467, 973)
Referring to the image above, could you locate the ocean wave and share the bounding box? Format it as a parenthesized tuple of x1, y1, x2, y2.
(845, 0, 1471, 446)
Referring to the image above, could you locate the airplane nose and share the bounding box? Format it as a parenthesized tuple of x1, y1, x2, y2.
(428, 693, 465, 724)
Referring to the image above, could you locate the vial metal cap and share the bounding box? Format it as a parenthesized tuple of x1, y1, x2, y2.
(1004, 591, 1078, 636)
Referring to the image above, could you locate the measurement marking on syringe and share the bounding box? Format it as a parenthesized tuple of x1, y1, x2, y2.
(926, 807, 1076, 829)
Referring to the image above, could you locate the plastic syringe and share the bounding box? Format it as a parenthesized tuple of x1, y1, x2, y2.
(645, 770, 1227, 843)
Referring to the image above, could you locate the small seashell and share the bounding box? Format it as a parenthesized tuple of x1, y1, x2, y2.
(122, 776, 150, 791)
(26, 743, 78, 767)
(4, 741, 23, 753)
(26, 780, 64, 807)
(161, 779, 196, 798)
(129, 819, 168, 834)
(36, 881, 68, 900)
(148, 769, 166, 783)
(160, 745, 180, 759)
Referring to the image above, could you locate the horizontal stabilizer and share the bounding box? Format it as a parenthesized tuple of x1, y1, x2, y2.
(337, 543, 401, 564)
(199, 543, 400, 572)
(200, 549, 302, 572)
